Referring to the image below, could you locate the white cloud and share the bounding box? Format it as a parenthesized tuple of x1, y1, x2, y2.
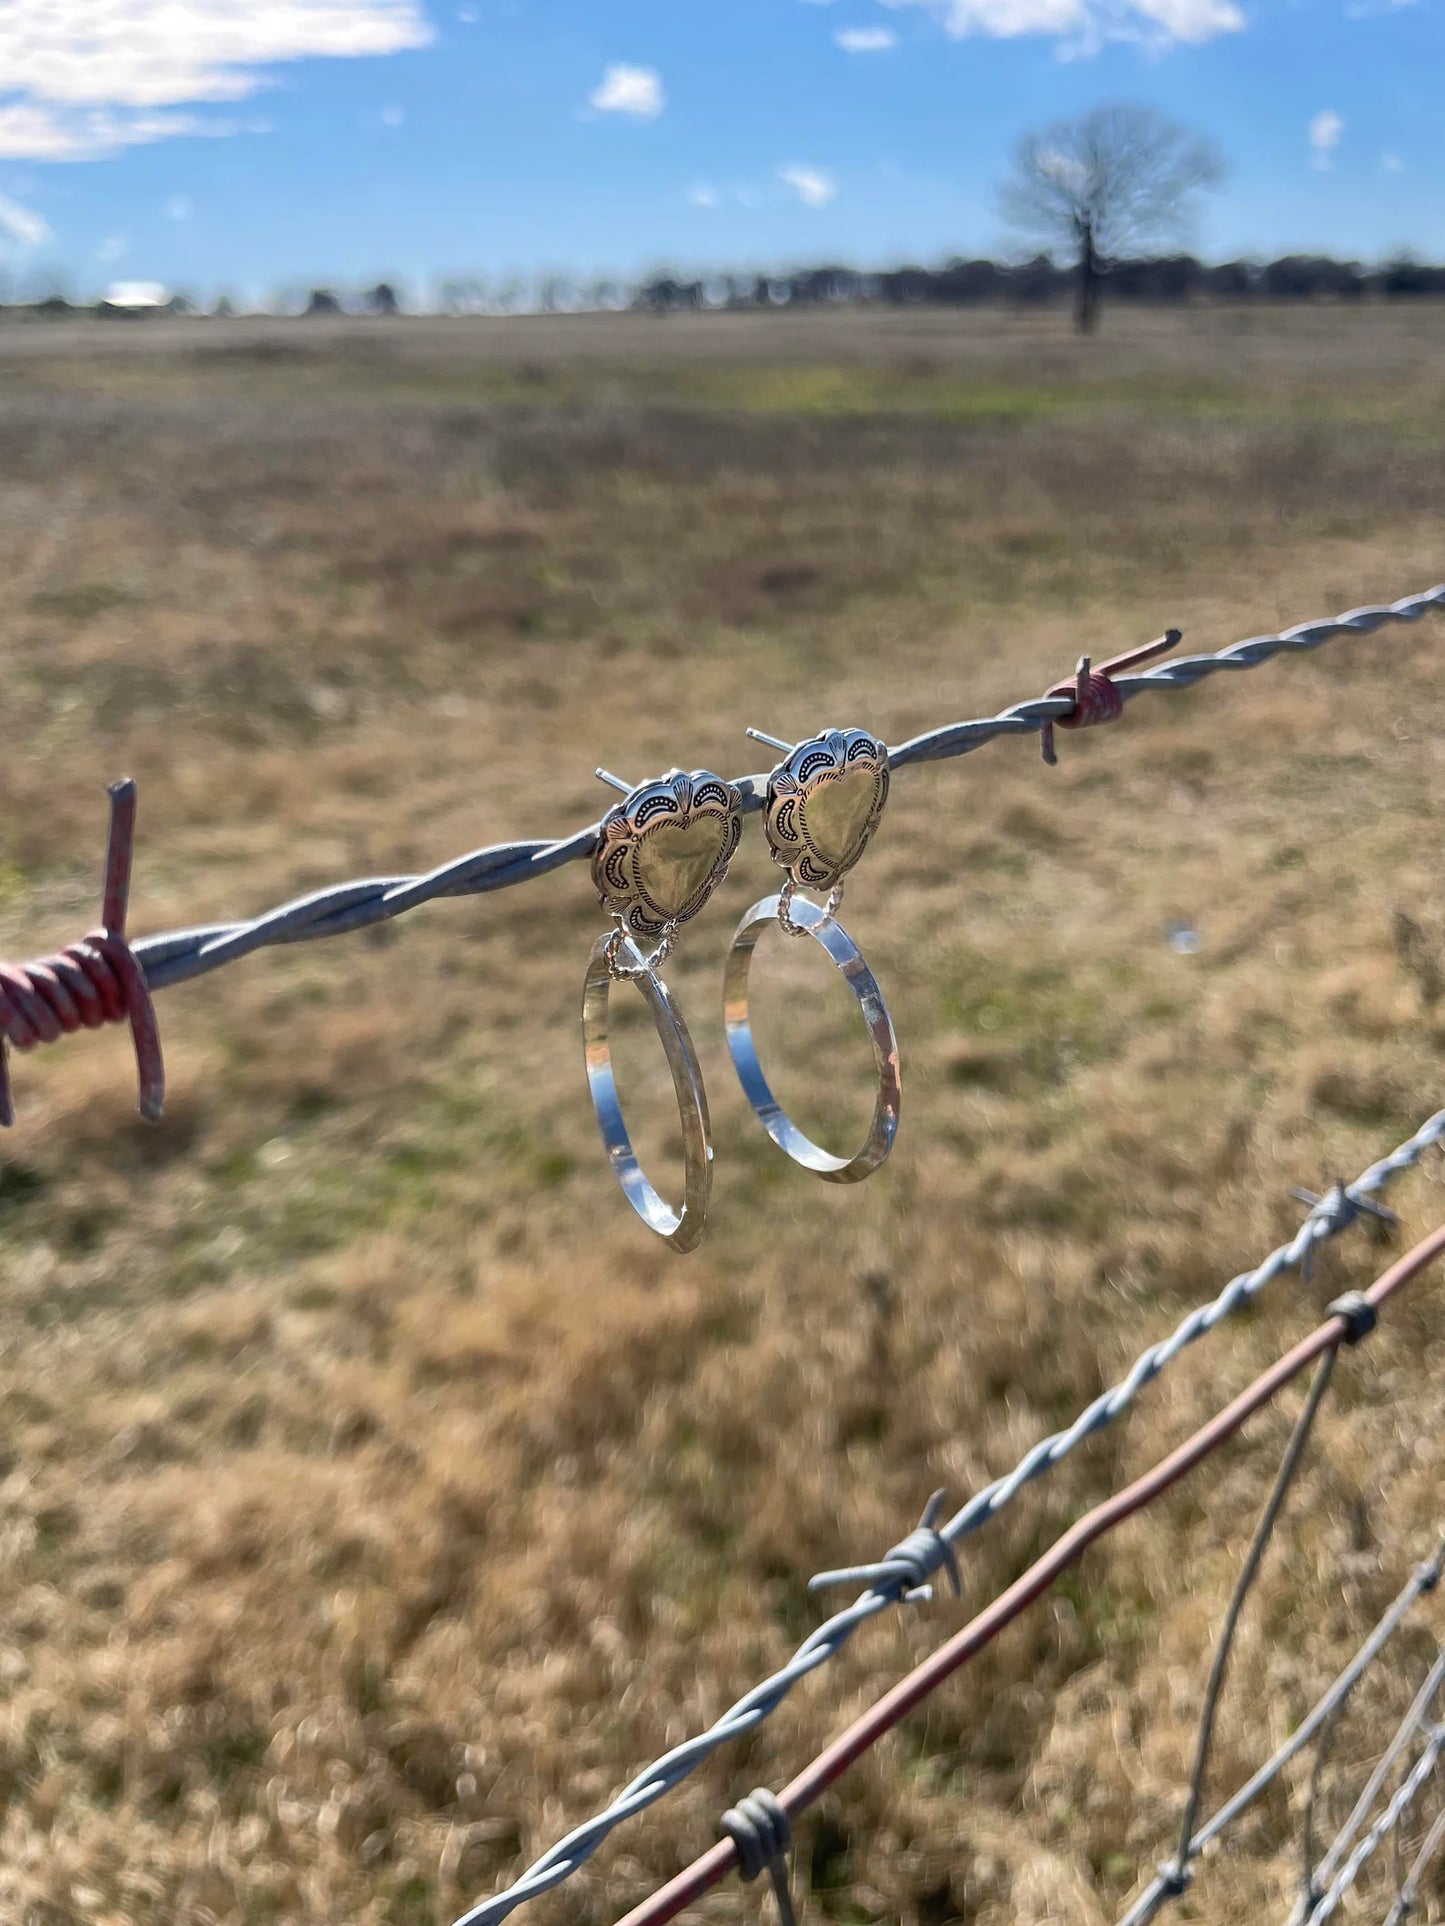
(166, 192, 193, 218)
(1309, 109, 1343, 169)
(588, 63, 665, 117)
(835, 24, 898, 45)
(0, 1, 429, 159)
(779, 164, 837, 206)
(688, 183, 719, 207)
(1381, 151, 1405, 173)
(0, 190, 49, 246)
(96, 233, 128, 261)
(881, 0, 1241, 45)
(0, 102, 215, 158)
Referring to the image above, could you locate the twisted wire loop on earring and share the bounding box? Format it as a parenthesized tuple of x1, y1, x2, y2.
(777, 876, 843, 939)
(724, 889, 900, 1183)
(0, 779, 164, 1128)
(603, 918, 677, 981)
(721, 1789, 799, 1926)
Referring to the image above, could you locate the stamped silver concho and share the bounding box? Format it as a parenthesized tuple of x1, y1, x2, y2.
(584, 766, 741, 1253)
(726, 725, 899, 1183)
(592, 768, 743, 942)
(762, 728, 889, 893)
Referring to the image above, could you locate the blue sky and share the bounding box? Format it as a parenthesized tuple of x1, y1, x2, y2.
(0, 0, 1437, 302)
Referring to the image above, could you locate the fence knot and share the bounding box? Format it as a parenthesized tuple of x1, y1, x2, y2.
(1156, 1860, 1192, 1899)
(722, 1789, 798, 1926)
(1327, 1290, 1377, 1345)
(0, 781, 164, 1127)
(722, 1790, 792, 1883)
(1039, 628, 1181, 766)
(808, 1489, 961, 1604)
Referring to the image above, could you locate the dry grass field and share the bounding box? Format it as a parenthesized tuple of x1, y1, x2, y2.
(0, 303, 1443, 1926)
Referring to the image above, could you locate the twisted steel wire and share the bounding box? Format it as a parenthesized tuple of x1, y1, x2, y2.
(129, 584, 1444, 995)
(1304, 1724, 1445, 1925)
(1116, 1547, 1445, 1926)
(452, 1109, 1445, 1926)
(1303, 1651, 1445, 1910)
(1383, 1804, 1445, 1926)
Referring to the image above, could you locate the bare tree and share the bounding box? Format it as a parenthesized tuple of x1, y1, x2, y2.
(1000, 103, 1223, 334)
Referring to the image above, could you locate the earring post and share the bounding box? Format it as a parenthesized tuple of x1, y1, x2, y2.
(745, 729, 795, 754)
(595, 768, 633, 794)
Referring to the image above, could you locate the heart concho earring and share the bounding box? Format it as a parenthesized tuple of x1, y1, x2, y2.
(583, 764, 743, 1250)
(724, 726, 900, 1183)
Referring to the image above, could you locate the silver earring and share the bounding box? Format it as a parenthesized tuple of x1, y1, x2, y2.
(724, 728, 900, 1183)
(584, 765, 742, 1249)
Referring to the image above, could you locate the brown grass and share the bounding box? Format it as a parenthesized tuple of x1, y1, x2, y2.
(0, 305, 1443, 1926)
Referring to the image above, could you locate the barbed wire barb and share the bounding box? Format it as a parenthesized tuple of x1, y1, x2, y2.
(0, 778, 164, 1125)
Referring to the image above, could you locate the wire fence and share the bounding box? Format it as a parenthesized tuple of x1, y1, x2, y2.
(448, 1107, 1445, 1926)
(1, 583, 1442, 1123)
(4, 577, 1444, 1923)
(609, 1225, 1445, 1926)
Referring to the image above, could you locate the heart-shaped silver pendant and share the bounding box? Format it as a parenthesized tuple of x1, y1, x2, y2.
(763, 728, 889, 892)
(592, 769, 743, 940)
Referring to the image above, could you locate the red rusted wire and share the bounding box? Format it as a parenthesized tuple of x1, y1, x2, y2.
(0, 780, 164, 1127)
(614, 1222, 1445, 1926)
(1039, 627, 1183, 765)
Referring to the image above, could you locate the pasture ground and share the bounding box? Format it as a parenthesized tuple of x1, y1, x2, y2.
(1, 305, 1444, 1925)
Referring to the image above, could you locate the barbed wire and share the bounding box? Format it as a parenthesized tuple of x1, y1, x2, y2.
(450, 1109, 1445, 1926)
(0, 581, 1433, 1024)
(132, 584, 1445, 994)
(610, 1224, 1445, 1926)
(3, 581, 1440, 1118)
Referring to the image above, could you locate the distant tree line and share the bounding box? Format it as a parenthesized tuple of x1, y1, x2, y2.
(3, 255, 1444, 325)
(623, 254, 1445, 313)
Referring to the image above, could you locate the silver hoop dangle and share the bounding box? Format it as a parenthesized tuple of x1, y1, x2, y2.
(725, 727, 899, 1183)
(584, 765, 742, 1250)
